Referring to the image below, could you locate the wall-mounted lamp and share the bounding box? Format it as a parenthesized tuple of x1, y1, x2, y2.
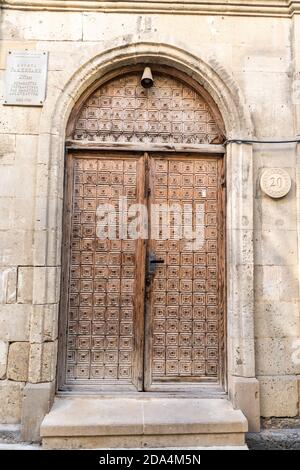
(141, 67, 154, 89)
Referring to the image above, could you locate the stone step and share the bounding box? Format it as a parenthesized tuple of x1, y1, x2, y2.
(41, 397, 248, 449)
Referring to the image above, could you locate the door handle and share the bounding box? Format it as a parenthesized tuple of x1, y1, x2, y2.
(147, 251, 165, 279)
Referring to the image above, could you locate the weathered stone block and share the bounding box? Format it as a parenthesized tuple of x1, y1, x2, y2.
(0, 134, 16, 164)
(36, 41, 94, 73)
(0, 160, 36, 207)
(17, 266, 33, 304)
(227, 264, 254, 320)
(0, 380, 25, 424)
(0, 198, 13, 231)
(298, 377, 300, 415)
(42, 341, 58, 382)
(1, 10, 83, 41)
(226, 143, 254, 230)
(232, 45, 291, 74)
(30, 304, 59, 343)
(0, 230, 34, 265)
(32, 230, 48, 267)
(255, 301, 300, 338)
(32, 267, 60, 305)
(28, 341, 58, 383)
(0, 165, 18, 197)
(254, 266, 280, 302)
(238, 70, 291, 107)
(41, 396, 248, 448)
(9, 197, 36, 231)
(0, 340, 8, 379)
(21, 382, 55, 442)
(227, 229, 254, 265)
(43, 229, 63, 267)
(256, 184, 297, 231)
(0, 70, 5, 102)
(0, 3, 298, 430)
(259, 376, 299, 417)
(229, 376, 260, 432)
(257, 229, 298, 266)
(82, 12, 137, 42)
(247, 429, 300, 450)
(228, 312, 255, 340)
(227, 337, 255, 378)
(0, 41, 36, 70)
(0, 423, 21, 442)
(0, 267, 17, 303)
(278, 266, 299, 302)
(0, 304, 30, 341)
(0, 104, 41, 135)
(34, 196, 63, 232)
(256, 337, 300, 375)
(7, 342, 30, 382)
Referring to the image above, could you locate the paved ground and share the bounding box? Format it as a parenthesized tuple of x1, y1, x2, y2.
(247, 430, 300, 450)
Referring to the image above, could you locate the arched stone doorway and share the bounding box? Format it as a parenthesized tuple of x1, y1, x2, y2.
(35, 46, 260, 445)
(58, 66, 227, 392)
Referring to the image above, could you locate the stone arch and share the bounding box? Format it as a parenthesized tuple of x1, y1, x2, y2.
(66, 66, 226, 146)
(32, 43, 258, 430)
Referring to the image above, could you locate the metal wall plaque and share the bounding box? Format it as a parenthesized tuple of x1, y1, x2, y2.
(4, 51, 48, 106)
(260, 168, 291, 199)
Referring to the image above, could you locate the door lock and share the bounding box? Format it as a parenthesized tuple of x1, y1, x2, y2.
(147, 251, 165, 280)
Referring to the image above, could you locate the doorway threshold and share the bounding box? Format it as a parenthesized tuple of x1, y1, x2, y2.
(41, 395, 247, 449)
(57, 384, 227, 399)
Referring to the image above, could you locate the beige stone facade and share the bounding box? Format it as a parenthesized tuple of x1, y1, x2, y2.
(0, 0, 300, 445)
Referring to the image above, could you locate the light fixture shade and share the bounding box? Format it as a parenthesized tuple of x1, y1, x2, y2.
(141, 67, 154, 88)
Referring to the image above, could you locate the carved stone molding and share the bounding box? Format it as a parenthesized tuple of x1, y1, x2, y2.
(1, 0, 300, 17)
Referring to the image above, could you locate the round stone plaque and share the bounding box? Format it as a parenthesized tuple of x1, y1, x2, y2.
(260, 168, 291, 199)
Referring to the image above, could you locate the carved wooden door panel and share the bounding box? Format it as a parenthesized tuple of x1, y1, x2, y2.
(60, 152, 224, 392)
(144, 154, 224, 391)
(61, 152, 146, 391)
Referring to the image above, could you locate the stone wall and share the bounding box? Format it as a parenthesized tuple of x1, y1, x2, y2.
(0, 4, 299, 431)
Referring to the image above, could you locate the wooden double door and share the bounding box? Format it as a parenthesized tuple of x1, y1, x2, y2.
(60, 151, 225, 392)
